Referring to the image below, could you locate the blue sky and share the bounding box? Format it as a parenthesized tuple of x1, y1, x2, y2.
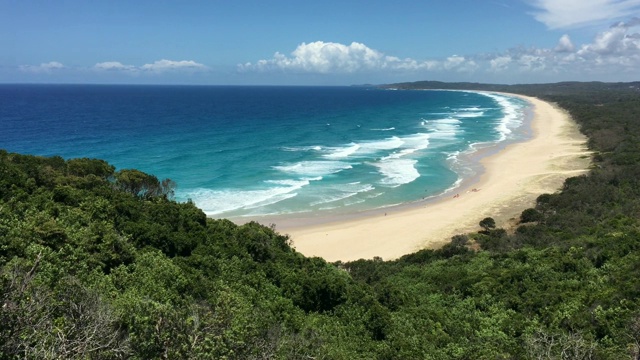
(2, 0, 640, 85)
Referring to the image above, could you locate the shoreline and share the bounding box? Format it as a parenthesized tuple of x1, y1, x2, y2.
(264, 94, 591, 262)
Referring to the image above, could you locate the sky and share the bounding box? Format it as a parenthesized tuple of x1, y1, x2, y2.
(2, 0, 640, 85)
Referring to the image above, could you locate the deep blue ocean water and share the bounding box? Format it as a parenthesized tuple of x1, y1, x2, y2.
(0, 84, 529, 219)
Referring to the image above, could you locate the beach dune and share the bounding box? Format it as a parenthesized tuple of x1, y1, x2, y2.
(277, 95, 591, 262)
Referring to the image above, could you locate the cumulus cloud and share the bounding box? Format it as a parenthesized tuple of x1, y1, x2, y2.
(443, 55, 479, 72)
(577, 18, 640, 55)
(571, 18, 640, 69)
(239, 28, 640, 81)
(239, 41, 477, 74)
(528, 0, 640, 29)
(555, 34, 575, 52)
(489, 55, 513, 72)
(518, 53, 548, 71)
(140, 59, 208, 72)
(479, 18, 640, 76)
(238, 16, 640, 81)
(20, 22, 640, 83)
(19, 61, 64, 73)
(94, 61, 137, 71)
(93, 59, 208, 74)
(240, 41, 386, 73)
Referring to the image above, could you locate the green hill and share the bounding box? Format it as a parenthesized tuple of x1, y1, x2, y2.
(2, 82, 640, 359)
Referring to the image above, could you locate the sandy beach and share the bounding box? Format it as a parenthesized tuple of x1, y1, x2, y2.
(275, 94, 591, 262)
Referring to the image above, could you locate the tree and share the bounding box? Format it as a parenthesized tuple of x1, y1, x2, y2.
(479, 217, 496, 232)
(451, 234, 469, 247)
(114, 169, 175, 199)
(1, 257, 130, 359)
(67, 158, 115, 179)
(524, 329, 596, 360)
(521, 208, 543, 223)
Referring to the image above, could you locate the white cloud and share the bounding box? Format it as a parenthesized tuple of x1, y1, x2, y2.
(240, 41, 490, 75)
(239, 41, 438, 73)
(555, 34, 575, 52)
(239, 28, 640, 82)
(479, 18, 640, 77)
(92, 59, 208, 74)
(443, 55, 478, 72)
(528, 0, 640, 29)
(577, 18, 640, 55)
(569, 19, 640, 71)
(443, 55, 465, 70)
(489, 55, 513, 72)
(140, 59, 208, 72)
(94, 61, 137, 71)
(19, 61, 64, 73)
(240, 41, 381, 73)
(518, 54, 548, 71)
(18, 22, 640, 84)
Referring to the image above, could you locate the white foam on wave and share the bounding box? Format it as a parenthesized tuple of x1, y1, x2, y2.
(281, 145, 322, 152)
(186, 177, 319, 216)
(458, 106, 489, 111)
(427, 112, 454, 115)
(381, 133, 430, 160)
(443, 176, 464, 195)
(318, 130, 434, 163)
(455, 111, 484, 118)
(309, 182, 375, 206)
(478, 93, 524, 141)
(404, 132, 431, 149)
(422, 118, 462, 140)
(318, 136, 405, 160)
(446, 150, 460, 161)
(323, 143, 360, 159)
(265, 178, 322, 186)
(373, 158, 420, 187)
(359, 136, 405, 152)
(273, 160, 353, 177)
(314, 132, 430, 188)
(433, 118, 461, 124)
(370, 127, 396, 131)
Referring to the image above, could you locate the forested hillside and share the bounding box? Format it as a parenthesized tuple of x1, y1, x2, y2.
(2, 82, 640, 359)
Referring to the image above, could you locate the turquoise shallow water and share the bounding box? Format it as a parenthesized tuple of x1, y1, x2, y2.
(0, 85, 529, 218)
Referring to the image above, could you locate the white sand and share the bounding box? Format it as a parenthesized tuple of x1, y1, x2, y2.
(275, 94, 591, 262)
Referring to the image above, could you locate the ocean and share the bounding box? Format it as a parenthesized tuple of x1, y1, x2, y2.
(0, 84, 529, 219)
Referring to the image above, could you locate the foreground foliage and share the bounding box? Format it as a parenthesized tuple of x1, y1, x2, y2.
(2, 82, 640, 359)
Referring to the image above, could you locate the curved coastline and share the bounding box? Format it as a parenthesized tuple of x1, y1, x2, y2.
(269, 94, 591, 262)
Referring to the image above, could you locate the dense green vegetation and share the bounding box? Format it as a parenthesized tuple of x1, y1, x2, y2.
(2, 82, 640, 359)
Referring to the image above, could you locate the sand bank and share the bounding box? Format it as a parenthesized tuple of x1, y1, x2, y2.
(274, 94, 591, 262)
